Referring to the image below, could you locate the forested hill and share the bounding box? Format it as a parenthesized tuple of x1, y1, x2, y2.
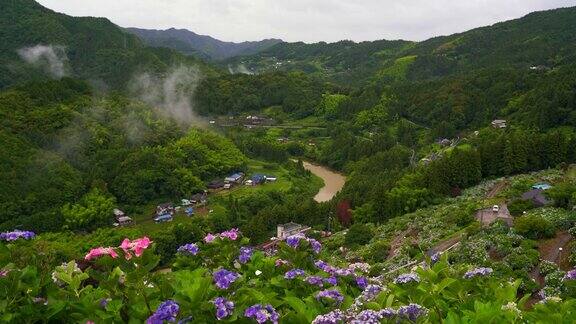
(0, 0, 214, 89)
(227, 6, 576, 86)
(125, 27, 282, 61)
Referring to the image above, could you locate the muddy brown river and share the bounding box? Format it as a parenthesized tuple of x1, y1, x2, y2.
(301, 161, 346, 203)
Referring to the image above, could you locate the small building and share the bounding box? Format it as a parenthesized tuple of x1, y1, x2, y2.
(491, 119, 507, 129)
(207, 180, 225, 190)
(113, 208, 125, 221)
(532, 183, 552, 191)
(521, 189, 550, 207)
(156, 203, 174, 216)
(277, 222, 311, 240)
(223, 183, 232, 190)
(114, 216, 133, 227)
(245, 180, 254, 186)
(190, 192, 208, 205)
(225, 173, 245, 184)
(437, 138, 452, 147)
(251, 174, 267, 185)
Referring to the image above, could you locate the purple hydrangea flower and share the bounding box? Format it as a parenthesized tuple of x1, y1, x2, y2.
(284, 268, 305, 279)
(316, 290, 344, 304)
(0, 269, 10, 277)
(147, 300, 179, 324)
(351, 310, 387, 324)
(360, 284, 383, 302)
(356, 276, 368, 289)
(431, 252, 441, 264)
(244, 304, 279, 324)
(324, 276, 338, 286)
(305, 276, 325, 287)
(394, 273, 420, 284)
(334, 268, 354, 277)
(220, 228, 240, 241)
(213, 297, 234, 320)
(177, 243, 199, 256)
(286, 234, 303, 248)
(238, 246, 253, 264)
(312, 310, 345, 324)
(463, 267, 493, 279)
(99, 298, 111, 309)
(0, 230, 35, 241)
(213, 269, 240, 289)
(398, 303, 428, 321)
(308, 238, 322, 254)
(379, 308, 397, 319)
(563, 269, 576, 281)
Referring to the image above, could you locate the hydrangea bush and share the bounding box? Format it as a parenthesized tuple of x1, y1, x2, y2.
(1, 229, 576, 323)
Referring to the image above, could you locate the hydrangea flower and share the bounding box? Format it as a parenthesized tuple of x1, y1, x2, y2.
(431, 252, 441, 264)
(356, 276, 368, 289)
(204, 233, 217, 243)
(305, 276, 324, 287)
(308, 238, 322, 254)
(85, 247, 119, 261)
(0, 230, 35, 241)
(147, 300, 179, 324)
(312, 310, 345, 324)
(286, 234, 304, 248)
(284, 269, 305, 279)
(99, 298, 111, 309)
(398, 304, 428, 321)
(359, 284, 383, 302)
(177, 243, 199, 256)
(315, 260, 336, 274)
(213, 297, 234, 320)
(379, 308, 396, 319)
(463, 267, 493, 279)
(220, 228, 240, 241)
(316, 290, 344, 304)
(394, 273, 420, 284)
(563, 269, 576, 281)
(238, 247, 253, 264)
(0, 269, 10, 277)
(324, 276, 338, 286)
(213, 269, 240, 289)
(334, 268, 353, 277)
(351, 309, 389, 324)
(244, 304, 279, 324)
(119, 237, 152, 260)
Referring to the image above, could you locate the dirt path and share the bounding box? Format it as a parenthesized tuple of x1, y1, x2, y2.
(388, 228, 418, 258)
(538, 231, 572, 266)
(486, 180, 508, 198)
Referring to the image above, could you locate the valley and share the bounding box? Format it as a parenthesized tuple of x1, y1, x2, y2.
(1, 0, 576, 322)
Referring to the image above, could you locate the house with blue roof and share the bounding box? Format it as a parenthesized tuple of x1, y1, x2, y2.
(532, 183, 552, 190)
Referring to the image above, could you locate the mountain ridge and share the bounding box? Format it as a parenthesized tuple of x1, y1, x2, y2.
(125, 27, 282, 61)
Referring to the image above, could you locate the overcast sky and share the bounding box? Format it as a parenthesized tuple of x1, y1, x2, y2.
(36, 0, 575, 43)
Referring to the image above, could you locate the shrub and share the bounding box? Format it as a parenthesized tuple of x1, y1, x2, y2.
(507, 199, 535, 217)
(345, 224, 374, 246)
(514, 215, 555, 239)
(539, 260, 559, 276)
(365, 241, 390, 263)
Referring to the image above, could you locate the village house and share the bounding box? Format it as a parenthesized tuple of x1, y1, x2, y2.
(437, 138, 452, 147)
(521, 189, 550, 207)
(113, 208, 125, 220)
(251, 174, 267, 185)
(276, 222, 311, 240)
(491, 119, 507, 129)
(207, 180, 225, 190)
(156, 203, 175, 216)
(225, 172, 245, 184)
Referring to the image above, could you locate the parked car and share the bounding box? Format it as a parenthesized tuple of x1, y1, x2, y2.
(492, 205, 500, 212)
(154, 214, 173, 223)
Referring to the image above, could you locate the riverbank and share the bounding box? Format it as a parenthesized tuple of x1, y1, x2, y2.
(300, 161, 346, 203)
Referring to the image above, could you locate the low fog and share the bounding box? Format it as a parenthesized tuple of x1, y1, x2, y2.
(18, 44, 68, 78)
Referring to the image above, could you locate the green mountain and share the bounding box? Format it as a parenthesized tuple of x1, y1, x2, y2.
(0, 0, 213, 89)
(125, 27, 282, 61)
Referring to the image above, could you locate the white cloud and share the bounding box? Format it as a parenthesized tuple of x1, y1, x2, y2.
(36, 0, 575, 42)
(18, 44, 68, 78)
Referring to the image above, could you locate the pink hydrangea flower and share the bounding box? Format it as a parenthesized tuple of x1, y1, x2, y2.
(220, 228, 240, 241)
(204, 233, 217, 243)
(85, 247, 119, 261)
(119, 237, 152, 259)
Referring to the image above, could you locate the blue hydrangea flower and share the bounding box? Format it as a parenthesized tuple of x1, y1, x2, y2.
(286, 235, 303, 248)
(284, 268, 305, 279)
(177, 243, 199, 256)
(244, 304, 279, 324)
(147, 300, 179, 324)
(563, 269, 576, 281)
(394, 273, 420, 284)
(324, 276, 338, 286)
(463, 267, 493, 279)
(213, 269, 240, 289)
(316, 289, 344, 304)
(308, 238, 322, 254)
(238, 246, 253, 264)
(312, 310, 345, 324)
(0, 230, 35, 241)
(213, 297, 234, 320)
(305, 276, 324, 287)
(356, 276, 368, 289)
(398, 303, 428, 321)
